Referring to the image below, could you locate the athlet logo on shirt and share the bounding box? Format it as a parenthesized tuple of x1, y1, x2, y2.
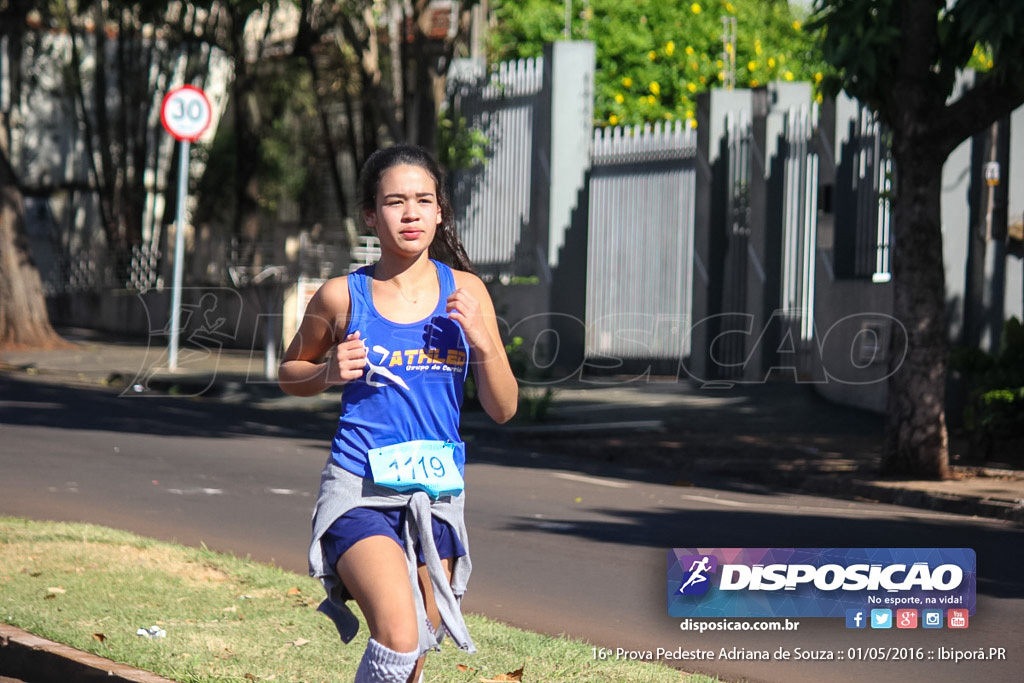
(380, 347, 467, 371)
(363, 338, 466, 390)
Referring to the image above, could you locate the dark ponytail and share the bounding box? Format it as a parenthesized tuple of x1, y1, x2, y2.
(358, 144, 475, 273)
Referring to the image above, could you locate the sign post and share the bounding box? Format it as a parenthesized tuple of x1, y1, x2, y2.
(160, 85, 212, 371)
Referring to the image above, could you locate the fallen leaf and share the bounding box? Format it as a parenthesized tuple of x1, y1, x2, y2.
(46, 587, 66, 594)
(222, 605, 238, 613)
(244, 674, 258, 681)
(286, 587, 301, 596)
(291, 638, 310, 647)
(457, 664, 477, 672)
(92, 633, 106, 644)
(479, 666, 524, 682)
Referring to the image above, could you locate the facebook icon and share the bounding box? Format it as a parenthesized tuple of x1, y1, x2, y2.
(846, 609, 867, 629)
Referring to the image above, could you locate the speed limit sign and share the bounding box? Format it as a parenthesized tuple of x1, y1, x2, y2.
(161, 85, 212, 142)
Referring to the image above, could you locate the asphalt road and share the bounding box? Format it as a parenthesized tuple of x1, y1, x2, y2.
(1, 377, 1022, 683)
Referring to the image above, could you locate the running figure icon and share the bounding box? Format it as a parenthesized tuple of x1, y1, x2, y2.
(679, 556, 712, 593)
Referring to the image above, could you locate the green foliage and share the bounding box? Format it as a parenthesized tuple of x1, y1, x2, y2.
(255, 62, 317, 214)
(809, 0, 1024, 109)
(437, 110, 490, 170)
(951, 318, 1024, 442)
(196, 60, 317, 222)
(505, 336, 558, 422)
(488, 0, 828, 128)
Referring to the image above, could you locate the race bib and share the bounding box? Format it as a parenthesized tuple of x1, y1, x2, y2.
(367, 440, 464, 499)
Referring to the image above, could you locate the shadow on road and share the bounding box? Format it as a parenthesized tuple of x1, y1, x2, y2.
(503, 505, 1024, 600)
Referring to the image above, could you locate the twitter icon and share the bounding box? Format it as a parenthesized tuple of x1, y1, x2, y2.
(870, 609, 892, 629)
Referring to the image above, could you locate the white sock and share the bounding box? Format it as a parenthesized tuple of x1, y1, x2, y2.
(353, 637, 419, 683)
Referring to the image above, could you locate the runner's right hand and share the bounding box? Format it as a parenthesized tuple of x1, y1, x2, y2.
(325, 331, 367, 385)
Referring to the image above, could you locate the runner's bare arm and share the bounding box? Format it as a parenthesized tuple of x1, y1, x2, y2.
(278, 278, 366, 397)
(449, 272, 518, 423)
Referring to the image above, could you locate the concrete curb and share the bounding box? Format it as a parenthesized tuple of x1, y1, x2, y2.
(797, 475, 1024, 524)
(0, 624, 176, 683)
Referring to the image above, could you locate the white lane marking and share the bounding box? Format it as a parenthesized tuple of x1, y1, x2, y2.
(267, 488, 300, 495)
(552, 472, 630, 488)
(167, 488, 224, 496)
(677, 493, 984, 521)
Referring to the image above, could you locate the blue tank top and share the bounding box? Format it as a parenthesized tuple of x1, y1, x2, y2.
(330, 260, 469, 478)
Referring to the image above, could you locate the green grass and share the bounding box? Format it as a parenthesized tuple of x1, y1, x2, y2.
(0, 517, 718, 683)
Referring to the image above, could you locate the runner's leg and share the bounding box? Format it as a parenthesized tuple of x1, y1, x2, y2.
(409, 558, 453, 683)
(336, 536, 420, 681)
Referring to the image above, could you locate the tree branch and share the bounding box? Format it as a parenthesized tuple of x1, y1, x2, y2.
(929, 74, 1024, 158)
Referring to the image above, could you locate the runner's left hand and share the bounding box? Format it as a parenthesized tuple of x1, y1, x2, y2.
(446, 288, 496, 356)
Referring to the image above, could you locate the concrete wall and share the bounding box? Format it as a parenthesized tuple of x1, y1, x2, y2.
(48, 284, 285, 354)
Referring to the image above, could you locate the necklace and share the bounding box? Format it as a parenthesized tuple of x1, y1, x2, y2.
(375, 269, 423, 304)
(387, 278, 420, 304)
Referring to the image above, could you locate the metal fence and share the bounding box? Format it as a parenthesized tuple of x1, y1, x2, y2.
(449, 57, 545, 278)
(780, 103, 820, 343)
(585, 121, 698, 360)
(834, 106, 892, 281)
(41, 243, 162, 296)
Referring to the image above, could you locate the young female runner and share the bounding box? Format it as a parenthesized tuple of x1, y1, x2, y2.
(279, 144, 517, 682)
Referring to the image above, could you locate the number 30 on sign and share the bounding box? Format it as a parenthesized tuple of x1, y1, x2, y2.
(161, 85, 212, 142)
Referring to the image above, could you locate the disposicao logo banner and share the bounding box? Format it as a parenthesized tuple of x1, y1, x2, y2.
(667, 548, 976, 618)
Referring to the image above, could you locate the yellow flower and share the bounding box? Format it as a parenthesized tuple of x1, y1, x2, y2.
(725, 2, 735, 13)
(814, 72, 823, 83)
(647, 95, 656, 105)
(685, 46, 695, 56)
(688, 118, 698, 129)
(784, 71, 794, 81)
(691, 3, 702, 14)
(687, 82, 697, 93)
(816, 92, 824, 104)
(748, 60, 758, 72)
(754, 40, 762, 55)
(614, 93, 624, 104)
(768, 57, 776, 68)
(666, 41, 675, 56)
(690, 61, 698, 71)
(622, 76, 633, 88)
(649, 81, 661, 95)
(792, 20, 802, 31)
(648, 50, 657, 61)
(686, 109, 694, 120)
(609, 114, 619, 125)
(664, 112, 674, 120)
(750, 79, 760, 87)
(699, 76, 707, 84)
(716, 59, 724, 68)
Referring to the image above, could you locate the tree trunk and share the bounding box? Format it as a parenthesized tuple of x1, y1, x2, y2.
(0, 144, 69, 351)
(881, 141, 950, 479)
